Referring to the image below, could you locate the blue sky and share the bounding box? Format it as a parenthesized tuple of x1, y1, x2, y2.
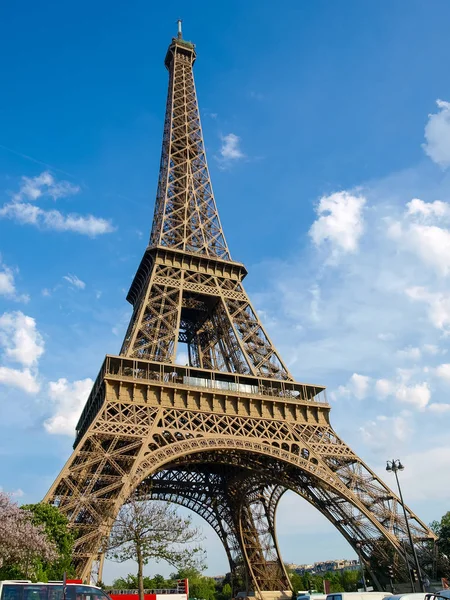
(2, 0, 450, 583)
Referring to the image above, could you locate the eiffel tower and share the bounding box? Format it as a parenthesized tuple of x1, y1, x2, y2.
(46, 23, 436, 595)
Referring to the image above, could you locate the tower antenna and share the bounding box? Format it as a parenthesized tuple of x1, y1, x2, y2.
(177, 18, 182, 39)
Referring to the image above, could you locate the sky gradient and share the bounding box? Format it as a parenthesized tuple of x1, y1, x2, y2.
(2, 0, 450, 583)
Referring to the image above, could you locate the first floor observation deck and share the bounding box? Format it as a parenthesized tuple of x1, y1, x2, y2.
(74, 355, 328, 447)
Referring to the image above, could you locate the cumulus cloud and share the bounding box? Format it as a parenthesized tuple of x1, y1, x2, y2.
(360, 414, 413, 451)
(423, 99, 450, 168)
(44, 377, 93, 436)
(396, 346, 421, 360)
(332, 373, 371, 400)
(0, 366, 40, 394)
(435, 363, 450, 380)
(0, 259, 28, 303)
(63, 274, 86, 290)
(220, 133, 244, 160)
(0, 311, 44, 367)
(407, 198, 450, 221)
(12, 171, 80, 202)
(371, 368, 431, 409)
(309, 191, 366, 261)
(388, 198, 450, 276)
(333, 369, 431, 410)
(0, 171, 115, 237)
(0, 311, 44, 394)
(394, 381, 431, 410)
(428, 402, 450, 413)
(406, 287, 450, 332)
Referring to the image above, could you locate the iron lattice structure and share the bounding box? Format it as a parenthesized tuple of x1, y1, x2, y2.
(45, 31, 436, 594)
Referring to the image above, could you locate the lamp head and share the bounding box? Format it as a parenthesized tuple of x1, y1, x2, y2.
(386, 461, 392, 472)
(397, 461, 405, 471)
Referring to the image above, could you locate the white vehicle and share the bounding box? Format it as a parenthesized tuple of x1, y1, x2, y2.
(387, 595, 429, 600)
(325, 593, 392, 600)
(390, 594, 450, 600)
(0, 581, 112, 600)
(297, 594, 327, 600)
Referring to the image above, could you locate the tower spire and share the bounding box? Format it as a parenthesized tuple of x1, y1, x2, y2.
(151, 29, 230, 261)
(177, 18, 182, 39)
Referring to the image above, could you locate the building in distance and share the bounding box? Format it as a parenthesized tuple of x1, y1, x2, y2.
(287, 559, 360, 575)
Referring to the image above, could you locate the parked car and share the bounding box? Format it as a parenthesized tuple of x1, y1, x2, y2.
(0, 581, 112, 600)
(325, 592, 392, 600)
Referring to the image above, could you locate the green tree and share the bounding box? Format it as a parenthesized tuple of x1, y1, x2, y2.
(111, 574, 176, 590)
(437, 512, 450, 556)
(430, 512, 450, 577)
(219, 583, 232, 600)
(107, 499, 205, 600)
(22, 502, 75, 579)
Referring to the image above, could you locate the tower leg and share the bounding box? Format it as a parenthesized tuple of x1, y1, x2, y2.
(228, 480, 291, 597)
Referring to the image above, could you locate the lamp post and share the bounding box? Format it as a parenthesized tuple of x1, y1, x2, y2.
(355, 542, 368, 592)
(386, 459, 424, 592)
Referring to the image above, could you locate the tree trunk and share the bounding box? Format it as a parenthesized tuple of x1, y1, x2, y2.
(136, 543, 145, 600)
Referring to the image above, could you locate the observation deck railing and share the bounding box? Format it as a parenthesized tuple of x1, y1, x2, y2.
(74, 354, 327, 447)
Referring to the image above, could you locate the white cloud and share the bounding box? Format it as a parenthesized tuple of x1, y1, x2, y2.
(374, 369, 431, 409)
(407, 198, 450, 221)
(0, 265, 15, 296)
(0, 259, 29, 303)
(0, 171, 115, 237)
(435, 363, 450, 380)
(396, 346, 421, 360)
(388, 199, 450, 276)
(220, 133, 244, 160)
(406, 287, 450, 332)
(63, 274, 86, 290)
(0, 202, 115, 236)
(44, 378, 93, 436)
(423, 99, 450, 168)
(12, 171, 80, 202)
(376, 446, 450, 502)
(375, 378, 393, 398)
(0, 312, 44, 394)
(423, 344, 439, 355)
(360, 414, 413, 451)
(394, 381, 431, 410)
(335, 370, 431, 410)
(332, 373, 371, 400)
(428, 402, 450, 413)
(309, 191, 366, 261)
(0, 311, 44, 366)
(0, 366, 40, 394)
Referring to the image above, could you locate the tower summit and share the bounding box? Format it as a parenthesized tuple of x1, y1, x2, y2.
(45, 27, 436, 594)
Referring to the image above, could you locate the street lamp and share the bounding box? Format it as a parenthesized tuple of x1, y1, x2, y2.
(355, 542, 368, 592)
(386, 459, 424, 592)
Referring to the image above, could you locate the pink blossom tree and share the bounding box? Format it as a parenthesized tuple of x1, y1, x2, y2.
(0, 492, 57, 578)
